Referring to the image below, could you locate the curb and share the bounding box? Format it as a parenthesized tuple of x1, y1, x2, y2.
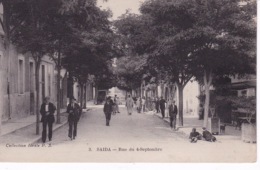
(153, 112, 203, 136)
(30, 121, 68, 144)
(30, 109, 92, 144)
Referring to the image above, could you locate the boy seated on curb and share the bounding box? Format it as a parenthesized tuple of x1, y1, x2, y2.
(202, 127, 217, 142)
(189, 128, 202, 143)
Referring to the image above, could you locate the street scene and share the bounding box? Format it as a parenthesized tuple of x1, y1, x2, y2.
(0, 0, 257, 163)
(0, 105, 257, 162)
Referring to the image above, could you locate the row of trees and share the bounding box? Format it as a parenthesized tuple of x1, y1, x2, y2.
(114, 0, 256, 127)
(0, 0, 117, 134)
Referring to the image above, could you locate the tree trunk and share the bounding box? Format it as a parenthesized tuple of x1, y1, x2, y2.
(140, 83, 143, 98)
(203, 70, 213, 128)
(177, 84, 184, 126)
(3, 0, 11, 120)
(203, 84, 210, 127)
(35, 59, 41, 135)
(80, 83, 84, 108)
(56, 65, 61, 124)
(68, 71, 74, 99)
(83, 83, 87, 109)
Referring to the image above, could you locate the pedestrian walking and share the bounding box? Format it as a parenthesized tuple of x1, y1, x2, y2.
(67, 98, 82, 140)
(126, 95, 134, 115)
(198, 103, 204, 120)
(159, 96, 166, 118)
(155, 97, 160, 113)
(40, 96, 56, 143)
(103, 97, 113, 126)
(136, 97, 142, 113)
(169, 100, 178, 129)
(141, 97, 146, 113)
(152, 97, 156, 112)
(133, 96, 137, 109)
(114, 95, 120, 113)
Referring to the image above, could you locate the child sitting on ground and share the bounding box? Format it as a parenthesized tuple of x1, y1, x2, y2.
(189, 128, 202, 143)
(202, 127, 217, 142)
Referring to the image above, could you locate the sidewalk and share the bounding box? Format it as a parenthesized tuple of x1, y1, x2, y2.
(0, 103, 94, 144)
(151, 111, 242, 140)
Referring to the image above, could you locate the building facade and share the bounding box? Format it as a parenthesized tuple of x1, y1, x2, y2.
(0, 40, 58, 121)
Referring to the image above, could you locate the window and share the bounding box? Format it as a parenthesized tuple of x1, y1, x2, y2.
(18, 59, 25, 94)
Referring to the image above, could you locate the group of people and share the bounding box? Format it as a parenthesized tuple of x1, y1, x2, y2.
(189, 127, 217, 143)
(40, 96, 82, 143)
(40, 95, 215, 144)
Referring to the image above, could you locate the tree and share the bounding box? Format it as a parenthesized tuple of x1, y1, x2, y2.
(114, 1, 196, 126)
(10, 0, 60, 135)
(180, 0, 256, 127)
(61, 0, 117, 106)
(143, 0, 256, 127)
(115, 55, 147, 92)
(46, 0, 114, 119)
(140, 0, 199, 125)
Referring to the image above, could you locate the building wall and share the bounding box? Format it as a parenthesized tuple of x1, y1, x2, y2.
(183, 81, 200, 116)
(0, 43, 57, 121)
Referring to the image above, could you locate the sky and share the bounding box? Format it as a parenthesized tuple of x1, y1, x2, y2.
(97, 0, 144, 20)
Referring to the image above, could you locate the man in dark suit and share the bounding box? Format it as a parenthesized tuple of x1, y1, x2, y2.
(159, 97, 166, 118)
(169, 100, 178, 130)
(40, 96, 56, 143)
(155, 97, 160, 113)
(103, 96, 113, 126)
(67, 98, 82, 140)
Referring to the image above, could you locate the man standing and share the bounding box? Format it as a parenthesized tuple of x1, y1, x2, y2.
(155, 97, 160, 113)
(159, 96, 166, 118)
(103, 97, 113, 126)
(40, 97, 56, 143)
(169, 100, 178, 129)
(126, 95, 134, 115)
(67, 98, 82, 140)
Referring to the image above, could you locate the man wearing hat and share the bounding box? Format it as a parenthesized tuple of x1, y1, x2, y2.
(103, 96, 113, 126)
(67, 98, 82, 140)
(169, 100, 178, 130)
(40, 96, 56, 143)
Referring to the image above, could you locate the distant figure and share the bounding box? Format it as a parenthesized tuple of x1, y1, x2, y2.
(126, 95, 134, 115)
(133, 96, 137, 109)
(169, 100, 178, 130)
(189, 128, 202, 143)
(114, 95, 120, 113)
(136, 97, 142, 113)
(141, 97, 146, 113)
(103, 97, 113, 126)
(155, 97, 160, 113)
(40, 97, 56, 143)
(159, 97, 166, 118)
(152, 97, 156, 112)
(202, 127, 217, 142)
(198, 104, 204, 120)
(67, 98, 82, 140)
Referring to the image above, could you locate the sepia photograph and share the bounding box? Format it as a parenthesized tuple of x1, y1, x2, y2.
(0, 0, 257, 165)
